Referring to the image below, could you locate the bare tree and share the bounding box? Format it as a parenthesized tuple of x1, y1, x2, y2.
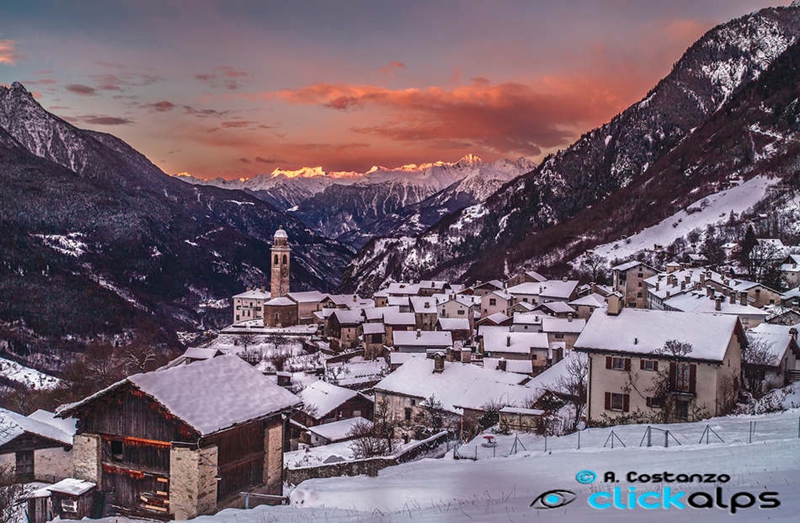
(553, 352, 589, 432)
(347, 419, 389, 458)
(413, 395, 445, 437)
(1, 464, 29, 523)
(372, 399, 398, 453)
(742, 338, 779, 396)
(579, 252, 609, 284)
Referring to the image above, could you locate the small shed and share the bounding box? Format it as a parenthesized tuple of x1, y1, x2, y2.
(498, 406, 544, 433)
(48, 478, 97, 520)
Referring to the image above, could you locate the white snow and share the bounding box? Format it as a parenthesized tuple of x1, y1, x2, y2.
(591, 175, 778, 261)
(298, 380, 359, 419)
(0, 357, 60, 389)
(0, 407, 74, 447)
(32, 232, 87, 257)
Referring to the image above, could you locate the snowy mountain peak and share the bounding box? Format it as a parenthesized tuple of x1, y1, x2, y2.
(270, 166, 329, 179)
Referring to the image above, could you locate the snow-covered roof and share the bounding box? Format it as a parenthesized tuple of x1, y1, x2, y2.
(385, 282, 421, 296)
(332, 309, 364, 325)
(288, 290, 328, 303)
(485, 290, 512, 301)
(27, 409, 77, 437)
(265, 296, 295, 307)
(473, 280, 504, 291)
(483, 357, 533, 374)
(782, 287, 800, 300)
(527, 352, 586, 395)
(307, 417, 371, 443)
(524, 270, 548, 282)
(612, 260, 650, 272)
(481, 312, 510, 325)
(233, 289, 271, 300)
(569, 293, 606, 308)
(383, 312, 416, 325)
(512, 302, 536, 312)
(542, 317, 586, 334)
(274, 228, 288, 239)
(393, 330, 452, 348)
(506, 282, 545, 296)
(745, 324, 798, 364)
(537, 301, 576, 314)
(438, 295, 474, 308)
(419, 280, 447, 291)
(410, 296, 437, 314)
(480, 326, 549, 354)
(364, 306, 399, 321)
(375, 356, 533, 414)
(499, 406, 544, 416)
(47, 478, 96, 496)
(362, 322, 385, 335)
(664, 292, 769, 317)
(298, 380, 359, 418)
(0, 407, 75, 447)
(513, 312, 543, 325)
(327, 294, 360, 306)
(59, 355, 301, 436)
(538, 280, 579, 300)
(388, 351, 416, 366)
(437, 318, 471, 331)
(574, 309, 740, 362)
(388, 296, 411, 307)
(182, 347, 221, 361)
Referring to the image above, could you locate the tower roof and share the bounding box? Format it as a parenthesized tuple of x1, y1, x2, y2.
(274, 227, 288, 239)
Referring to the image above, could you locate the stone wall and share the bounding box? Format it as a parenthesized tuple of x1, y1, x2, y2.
(263, 419, 283, 494)
(285, 431, 451, 486)
(34, 447, 73, 482)
(169, 445, 219, 520)
(72, 434, 101, 482)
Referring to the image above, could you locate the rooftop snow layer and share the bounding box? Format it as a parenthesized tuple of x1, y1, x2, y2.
(298, 380, 359, 418)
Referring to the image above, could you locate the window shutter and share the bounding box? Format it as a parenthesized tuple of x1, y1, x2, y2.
(624, 358, 631, 372)
(689, 364, 697, 393)
(604, 392, 611, 410)
(653, 361, 658, 371)
(623, 394, 630, 412)
(640, 359, 645, 370)
(646, 397, 652, 407)
(669, 362, 677, 390)
(606, 356, 612, 369)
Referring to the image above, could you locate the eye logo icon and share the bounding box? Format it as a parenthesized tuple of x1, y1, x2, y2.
(530, 489, 577, 510)
(575, 470, 597, 484)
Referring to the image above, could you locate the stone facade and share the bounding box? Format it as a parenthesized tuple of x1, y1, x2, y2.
(263, 419, 284, 494)
(72, 434, 101, 483)
(270, 229, 291, 298)
(169, 445, 219, 520)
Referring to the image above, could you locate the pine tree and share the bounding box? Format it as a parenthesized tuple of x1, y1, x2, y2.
(739, 225, 757, 265)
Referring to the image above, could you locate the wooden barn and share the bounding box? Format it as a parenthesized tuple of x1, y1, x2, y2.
(57, 355, 301, 520)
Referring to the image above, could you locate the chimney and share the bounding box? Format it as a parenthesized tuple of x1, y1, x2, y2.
(700, 272, 706, 284)
(446, 347, 455, 362)
(276, 372, 292, 387)
(416, 329, 422, 338)
(666, 290, 671, 299)
(740, 292, 747, 306)
(656, 281, 660, 292)
(433, 353, 445, 373)
(790, 328, 797, 342)
(461, 347, 472, 363)
(353, 295, 358, 302)
(729, 293, 735, 305)
(681, 281, 686, 291)
(715, 297, 722, 311)
(607, 293, 622, 316)
(506, 335, 511, 347)
(706, 287, 715, 298)
(568, 313, 573, 322)
(684, 275, 691, 284)
(562, 276, 568, 282)
(497, 357, 507, 372)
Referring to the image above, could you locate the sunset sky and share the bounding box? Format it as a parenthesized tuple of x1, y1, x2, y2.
(0, 0, 786, 180)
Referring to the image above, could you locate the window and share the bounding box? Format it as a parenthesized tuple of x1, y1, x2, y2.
(283, 254, 288, 264)
(274, 254, 278, 264)
(637, 272, 643, 278)
(457, 309, 465, 315)
(410, 399, 416, 406)
(637, 282, 643, 287)
(641, 359, 657, 371)
(555, 333, 564, 339)
(531, 354, 538, 360)
(675, 363, 692, 392)
(111, 440, 124, 462)
(608, 356, 630, 371)
(523, 298, 529, 303)
(609, 393, 628, 411)
(646, 396, 662, 408)
(489, 298, 497, 306)
(637, 292, 642, 298)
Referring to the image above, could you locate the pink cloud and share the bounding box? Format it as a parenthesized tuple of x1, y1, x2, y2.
(0, 40, 19, 65)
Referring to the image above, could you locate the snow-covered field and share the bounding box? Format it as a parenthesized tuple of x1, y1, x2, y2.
(0, 356, 60, 389)
(590, 175, 777, 261)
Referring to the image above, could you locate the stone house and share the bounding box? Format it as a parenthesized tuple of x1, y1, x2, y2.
(287, 291, 328, 324)
(568, 293, 606, 320)
(480, 290, 512, 318)
(293, 380, 374, 435)
(325, 309, 364, 350)
(263, 297, 298, 328)
(479, 326, 550, 371)
(436, 296, 475, 331)
(611, 260, 658, 309)
(232, 288, 270, 324)
(393, 330, 453, 354)
(542, 316, 586, 351)
(382, 311, 417, 346)
(575, 308, 743, 424)
(0, 408, 75, 483)
(410, 296, 438, 330)
(57, 355, 300, 520)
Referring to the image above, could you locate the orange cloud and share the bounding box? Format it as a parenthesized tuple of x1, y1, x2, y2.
(0, 40, 19, 65)
(380, 61, 407, 74)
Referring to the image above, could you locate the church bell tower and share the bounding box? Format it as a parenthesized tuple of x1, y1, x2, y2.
(270, 227, 291, 298)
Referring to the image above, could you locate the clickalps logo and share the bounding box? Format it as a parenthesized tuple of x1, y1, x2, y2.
(530, 470, 781, 514)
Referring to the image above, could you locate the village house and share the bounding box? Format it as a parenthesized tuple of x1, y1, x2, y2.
(506, 279, 579, 307)
(480, 290, 512, 317)
(287, 290, 328, 324)
(611, 260, 658, 309)
(363, 305, 399, 323)
(731, 280, 781, 308)
(373, 289, 390, 308)
(436, 295, 475, 331)
(231, 288, 270, 324)
(57, 355, 301, 520)
(505, 270, 548, 288)
(779, 254, 800, 287)
(575, 307, 744, 424)
(510, 312, 543, 332)
(509, 301, 536, 314)
(479, 326, 550, 370)
(417, 280, 448, 296)
(383, 311, 417, 346)
(469, 280, 505, 297)
(0, 408, 75, 483)
(384, 282, 421, 297)
(294, 380, 374, 430)
(568, 293, 606, 320)
(745, 323, 800, 392)
(663, 290, 769, 329)
(305, 417, 372, 447)
(392, 330, 453, 354)
(325, 309, 364, 350)
(362, 322, 386, 360)
(533, 301, 576, 318)
(542, 316, 586, 351)
(476, 312, 512, 327)
(435, 317, 472, 343)
(387, 295, 412, 312)
(410, 296, 439, 330)
(373, 355, 534, 431)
